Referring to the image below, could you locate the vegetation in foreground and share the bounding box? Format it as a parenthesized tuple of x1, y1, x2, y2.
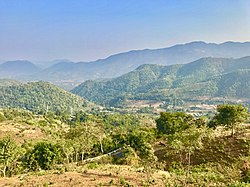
(0, 104, 250, 186)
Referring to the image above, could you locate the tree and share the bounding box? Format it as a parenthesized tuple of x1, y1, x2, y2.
(0, 136, 23, 177)
(167, 125, 211, 186)
(212, 104, 249, 136)
(24, 141, 63, 171)
(156, 112, 194, 135)
(59, 139, 75, 164)
(65, 122, 104, 163)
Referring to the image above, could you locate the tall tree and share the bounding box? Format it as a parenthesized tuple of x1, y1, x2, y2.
(212, 104, 249, 136)
(167, 125, 211, 186)
(65, 122, 104, 163)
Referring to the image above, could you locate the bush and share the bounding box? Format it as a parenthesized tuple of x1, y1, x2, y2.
(113, 147, 140, 166)
(24, 141, 63, 171)
(0, 136, 23, 177)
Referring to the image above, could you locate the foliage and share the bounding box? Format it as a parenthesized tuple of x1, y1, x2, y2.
(0, 81, 89, 113)
(102, 113, 143, 128)
(0, 136, 23, 177)
(24, 141, 63, 171)
(2, 108, 33, 120)
(167, 126, 210, 164)
(113, 147, 140, 166)
(211, 104, 249, 136)
(1, 107, 250, 186)
(156, 112, 194, 135)
(111, 128, 156, 160)
(65, 122, 104, 162)
(167, 126, 210, 158)
(0, 79, 21, 87)
(72, 58, 250, 106)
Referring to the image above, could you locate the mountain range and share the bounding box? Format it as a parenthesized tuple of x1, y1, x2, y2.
(71, 57, 250, 106)
(1, 41, 250, 89)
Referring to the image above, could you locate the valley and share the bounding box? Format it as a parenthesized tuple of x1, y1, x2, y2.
(1, 50, 250, 186)
(2, 1, 250, 186)
(72, 57, 250, 109)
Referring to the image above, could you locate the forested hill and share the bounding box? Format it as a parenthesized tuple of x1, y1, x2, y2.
(212, 69, 250, 98)
(72, 57, 250, 106)
(0, 81, 92, 113)
(0, 79, 21, 87)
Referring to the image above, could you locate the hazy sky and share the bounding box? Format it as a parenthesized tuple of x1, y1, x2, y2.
(0, 0, 250, 62)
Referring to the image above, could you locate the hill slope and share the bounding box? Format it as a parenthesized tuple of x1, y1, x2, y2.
(0, 79, 21, 87)
(72, 57, 250, 106)
(0, 81, 91, 113)
(213, 69, 250, 98)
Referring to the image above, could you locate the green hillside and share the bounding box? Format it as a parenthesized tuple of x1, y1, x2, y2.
(0, 79, 21, 87)
(72, 57, 250, 106)
(214, 69, 250, 98)
(0, 81, 91, 113)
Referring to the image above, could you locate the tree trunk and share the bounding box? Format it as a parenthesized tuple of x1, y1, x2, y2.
(3, 166, 6, 177)
(231, 124, 234, 137)
(100, 137, 104, 153)
(66, 154, 69, 164)
(186, 152, 191, 187)
(63, 146, 70, 164)
(81, 151, 84, 163)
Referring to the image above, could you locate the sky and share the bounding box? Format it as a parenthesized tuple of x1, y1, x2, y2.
(0, 0, 250, 62)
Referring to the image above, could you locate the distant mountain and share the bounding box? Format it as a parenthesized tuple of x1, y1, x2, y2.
(2, 41, 250, 88)
(32, 41, 250, 82)
(0, 60, 41, 79)
(35, 59, 73, 69)
(0, 81, 93, 113)
(71, 57, 250, 106)
(34, 60, 76, 80)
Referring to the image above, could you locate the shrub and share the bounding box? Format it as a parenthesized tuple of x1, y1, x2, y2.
(113, 147, 140, 166)
(0, 136, 23, 177)
(24, 141, 63, 171)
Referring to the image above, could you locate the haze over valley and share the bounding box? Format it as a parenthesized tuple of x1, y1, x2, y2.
(1, 41, 250, 90)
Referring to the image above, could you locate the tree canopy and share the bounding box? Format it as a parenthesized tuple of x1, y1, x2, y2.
(211, 104, 249, 136)
(156, 112, 194, 135)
